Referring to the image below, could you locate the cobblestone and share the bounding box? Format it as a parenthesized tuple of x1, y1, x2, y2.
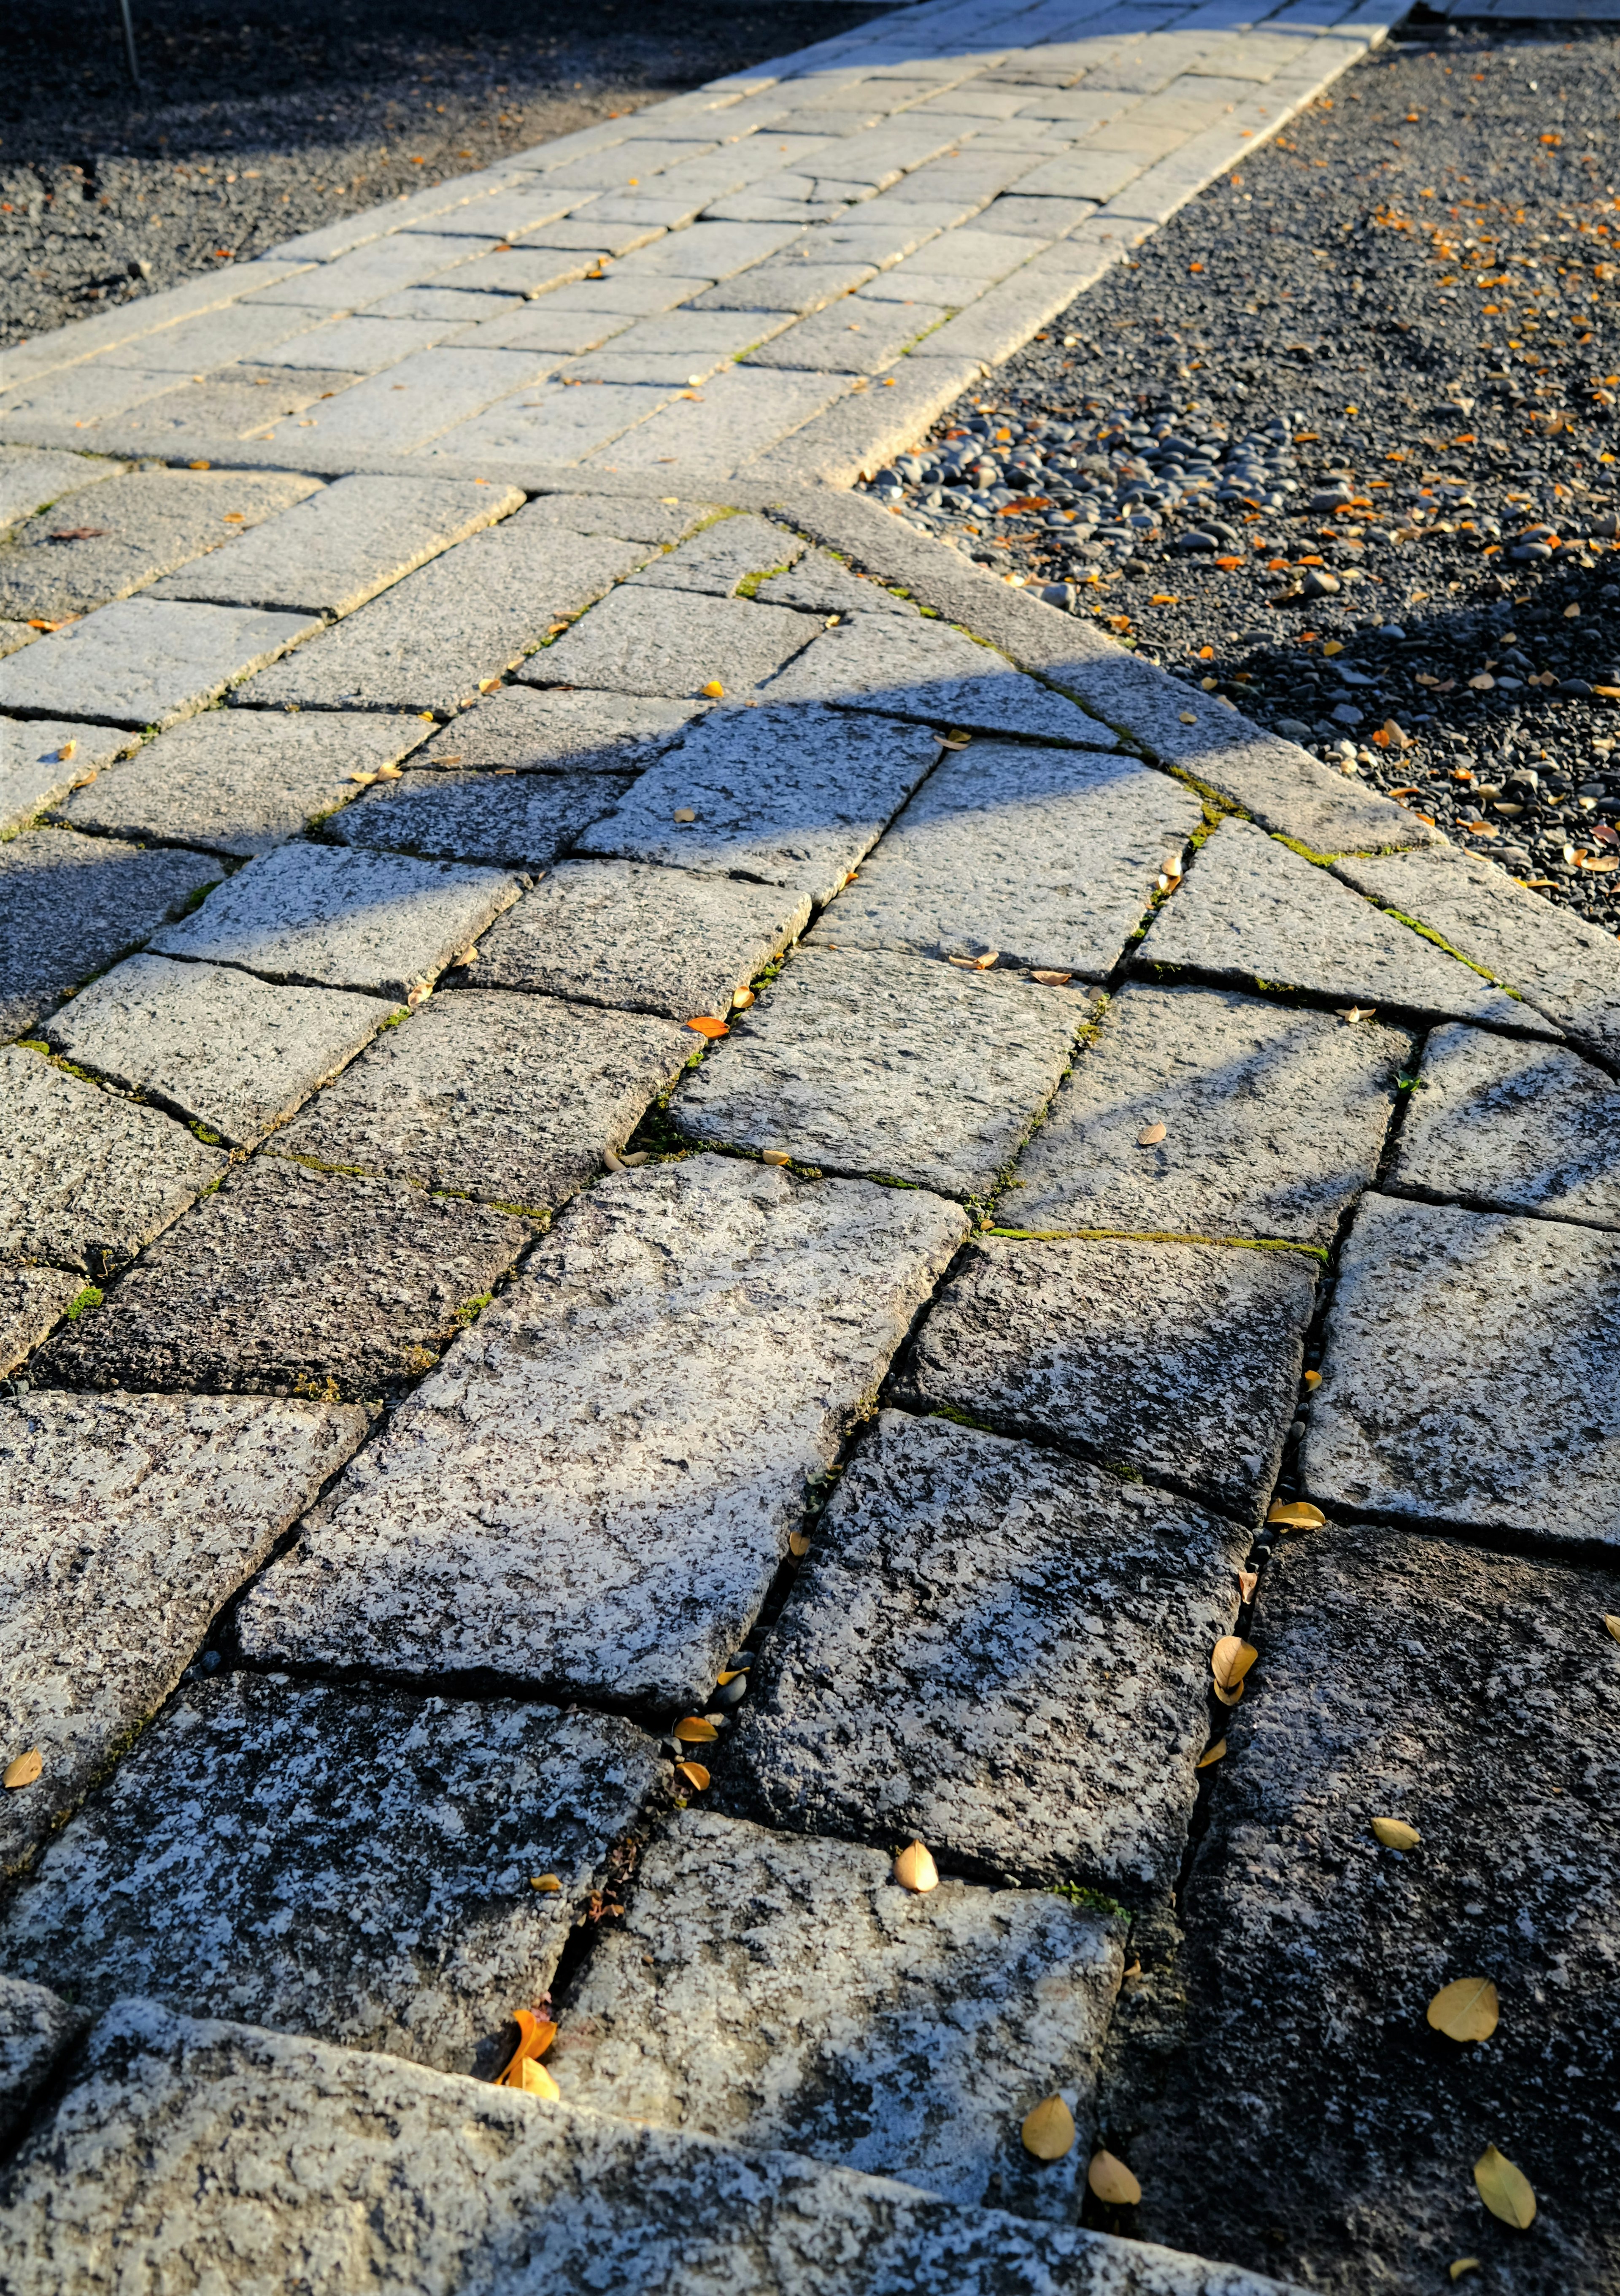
(0, 828, 221, 1043)
(529, 584, 817, 702)
(0, 1268, 86, 1379)
(411, 684, 706, 776)
(326, 766, 631, 870)
(1390, 1025, 1620, 1232)
(0, 1978, 83, 2148)
(0, 598, 322, 730)
(762, 611, 1118, 745)
(0, 717, 136, 838)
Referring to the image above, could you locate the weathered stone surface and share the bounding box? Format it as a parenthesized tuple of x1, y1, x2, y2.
(1302, 1192, 1620, 1544)
(0, 1675, 668, 2078)
(753, 551, 917, 619)
(61, 710, 433, 859)
(577, 702, 940, 905)
(412, 685, 705, 775)
(327, 767, 631, 869)
(0, 715, 135, 837)
(1010, 985, 1412, 1247)
(745, 299, 953, 373)
(0, 1977, 86, 2147)
(42, 1156, 529, 1401)
(0, 1999, 1309, 2296)
(472, 859, 810, 1022)
(0, 827, 220, 1041)
(237, 1157, 967, 1706)
(0, 598, 321, 730)
(0, 446, 120, 533)
(0, 1393, 366, 1877)
(1142, 821, 1531, 1025)
(126, 362, 368, 439)
(900, 1233, 1318, 1521)
(423, 378, 678, 465)
(1390, 1024, 1620, 1230)
(1126, 1525, 1620, 2296)
(625, 512, 806, 597)
(276, 988, 689, 1211)
(512, 492, 708, 547)
(0, 1266, 86, 1377)
(0, 1044, 225, 1275)
(554, 1807, 1124, 2218)
(814, 740, 1200, 979)
(763, 613, 1119, 746)
(528, 585, 817, 702)
(1334, 842, 1620, 1064)
(150, 475, 526, 617)
(43, 955, 400, 1148)
(678, 946, 1090, 1199)
(732, 1411, 1250, 1893)
(151, 841, 521, 1002)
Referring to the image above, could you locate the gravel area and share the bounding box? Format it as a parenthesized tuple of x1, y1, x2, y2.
(862, 19, 1620, 928)
(0, 0, 888, 350)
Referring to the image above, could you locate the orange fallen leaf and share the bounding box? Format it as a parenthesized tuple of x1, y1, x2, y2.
(1030, 969, 1072, 986)
(674, 1717, 719, 1742)
(518, 2058, 561, 2098)
(1022, 2094, 1076, 2159)
(687, 1016, 728, 1038)
(701, 679, 725, 698)
(529, 1873, 562, 1893)
(1196, 1738, 1227, 1769)
(1268, 1501, 1325, 1531)
(675, 1761, 711, 1791)
(496, 2008, 559, 2087)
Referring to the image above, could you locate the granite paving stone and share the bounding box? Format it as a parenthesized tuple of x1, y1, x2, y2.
(288, 351, 562, 456)
(0, 1999, 1310, 2296)
(0, 1392, 366, 1878)
(745, 300, 955, 373)
(471, 859, 811, 1022)
(813, 739, 1199, 978)
(124, 363, 370, 441)
(529, 588, 817, 704)
(0, 1676, 669, 2079)
(732, 1410, 1252, 1893)
(95, 302, 349, 372)
(762, 613, 1120, 746)
(149, 476, 525, 618)
(0, 716, 136, 837)
(42, 1156, 531, 1401)
(1302, 1191, 1620, 1546)
(421, 379, 676, 464)
(0, 363, 219, 430)
(595, 367, 860, 475)
(367, 285, 528, 323)
(245, 232, 504, 309)
(687, 260, 882, 315)
(576, 701, 940, 903)
(564, 308, 800, 385)
(553, 1807, 1124, 2219)
(0, 446, 122, 533)
(515, 493, 708, 547)
(0, 1045, 225, 1274)
(42, 955, 401, 1149)
(0, 1977, 85, 2148)
(0, 828, 221, 1042)
(235, 1155, 967, 1705)
(0, 1268, 86, 1378)
(0, 599, 323, 730)
(411, 686, 706, 775)
(246, 314, 466, 371)
(676, 945, 1090, 1198)
(0, 621, 39, 661)
(326, 766, 632, 869)
(1008, 984, 1412, 1247)
(1125, 1525, 1620, 2296)
(1141, 820, 1531, 1025)
(752, 553, 917, 619)
(151, 841, 522, 1003)
(625, 512, 806, 597)
(275, 987, 690, 1212)
(900, 1233, 1318, 1521)
(61, 709, 435, 859)
(1390, 1024, 1620, 1231)
(609, 220, 807, 280)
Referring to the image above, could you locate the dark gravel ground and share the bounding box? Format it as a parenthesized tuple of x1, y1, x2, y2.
(0, 0, 887, 350)
(863, 15, 1620, 928)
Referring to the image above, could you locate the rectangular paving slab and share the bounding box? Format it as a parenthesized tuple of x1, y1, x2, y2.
(42, 954, 401, 1149)
(0, 827, 221, 1043)
(812, 739, 1200, 979)
(624, 512, 806, 597)
(576, 701, 941, 905)
(0, 715, 136, 838)
(236, 1155, 967, 1706)
(753, 552, 919, 619)
(0, 1267, 86, 1378)
(0, 446, 122, 532)
(0, 598, 322, 730)
(1389, 1024, 1620, 1231)
(411, 685, 706, 775)
(275, 987, 690, 1212)
(899, 1233, 1318, 1522)
(1009, 984, 1414, 1247)
(526, 585, 818, 703)
(0, 1392, 366, 1880)
(1302, 1190, 1620, 1547)
(151, 841, 522, 1003)
(325, 766, 632, 870)
(1124, 1523, 1620, 2296)
(762, 613, 1121, 746)
(553, 1806, 1124, 2219)
(731, 1410, 1252, 1896)
(0, 1674, 669, 2079)
(0, 1976, 84, 2149)
(42, 1155, 530, 1402)
(675, 945, 1091, 1200)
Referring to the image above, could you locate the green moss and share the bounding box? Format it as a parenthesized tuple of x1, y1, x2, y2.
(65, 1285, 103, 1320)
(985, 1224, 1327, 1260)
(179, 880, 220, 915)
(928, 1402, 1000, 1436)
(189, 1120, 224, 1147)
(1050, 1880, 1131, 1924)
(735, 563, 793, 599)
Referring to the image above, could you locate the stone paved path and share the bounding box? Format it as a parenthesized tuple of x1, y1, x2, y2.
(0, 2, 1617, 2292)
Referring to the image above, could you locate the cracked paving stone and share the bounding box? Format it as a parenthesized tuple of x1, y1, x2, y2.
(898, 1234, 1318, 1523)
(235, 1156, 967, 1708)
(0, 1977, 85, 2148)
(729, 1411, 1251, 1896)
(0, 447, 122, 533)
(0, 828, 221, 1042)
(761, 613, 1119, 747)
(0, 1268, 86, 1378)
(0, 1392, 367, 1880)
(0, 1044, 225, 1275)
(675, 945, 1090, 1200)
(0, 717, 137, 839)
(552, 1806, 1124, 2220)
(0, 1674, 669, 2080)
(516, 493, 710, 547)
(470, 859, 810, 1024)
(1390, 1025, 1620, 1232)
(1141, 821, 1533, 1027)
(39, 1156, 530, 1403)
(1008, 984, 1413, 1248)
(1302, 1192, 1620, 1547)
(0, 598, 322, 730)
(275, 988, 690, 1212)
(326, 766, 633, 871)
(411, 685, 707, 776)
(150, 841, 521, 1003)
(752, 551, 920, 619)
(624, 513, 807, 598)
(525, 585, 817, 702)
(42, 954, 401, 1150)
(0, 1999, 1310, 2296)
(1126, 1525, 1620, 2296)
(808, 739, 1202, 980)
(577, 702, 941, 906)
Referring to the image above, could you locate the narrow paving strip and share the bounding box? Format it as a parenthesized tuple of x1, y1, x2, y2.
(0, 0, 1615, 2290)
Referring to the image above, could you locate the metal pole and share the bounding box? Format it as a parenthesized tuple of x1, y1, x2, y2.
(118, 0, 141, 88)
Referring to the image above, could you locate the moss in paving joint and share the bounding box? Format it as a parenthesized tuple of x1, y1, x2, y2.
(735, 563, 793, 599)
(984, 1224, 1327, 1261)
(64, 1285, 103, 1320)
(926, 1401, 1000, 1437)
(1050, 1880, 1131, 1925)
(1163, 763, 1253, 820)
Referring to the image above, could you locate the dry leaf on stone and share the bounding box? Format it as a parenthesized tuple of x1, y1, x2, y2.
(1021, 2095, 1076, 2161)
(674, 1717, 719, 1743)
(1428, 1978, 1499, 2042)
(1336, 1006, 1377, 1025)
(1449, 2262, 1481, 2282)
(673, 808, 697, 822)
(788, 1530, 811, 1556)
(675, 1761, 711, 1791)
(1030, 970, 1073, 986)
(1196, 1738, 1227, 1769)
(761, 1149, 793, 1167)
(1474, 2146, 1536, 2228)
(732, 987, 756, 1011)
(1267, 1501, 1326, 1532)
(701, 680, 725, 698)
(1372, 1817, 1421, 1850)
(687, 1016, 728, 1039)
(1087, 2149, 1141, 2203)
(518, 2058, 562, 2099)
(1237, 1569, 1258, 1602)
(1604, 1615, 1620, 1644)
(1303, 1370, 1323, 1389)
(1138, 1121, 1168, 1146)
(497, 2008, 559, 2088)
(948, 950, 1000, 971)
(529, 1874, 562, 1893)
(894, 1839, 939, 1893)
(1211, 1637, 1258, 1706)
(3, 1748, 43, 1790)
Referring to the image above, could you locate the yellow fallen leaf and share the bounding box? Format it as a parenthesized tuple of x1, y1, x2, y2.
(1030, 969, 1073, 986)
(529, 1873, 562, 1893)
(1211, 1638, 1258, 1705)
(374, 763, 402, 780)
(1450, 2261, 1481, 2282)
(52, 740, 76, 762)
(1302, 1369, 1322, 1389)
(732, 987, 756, 1010)
(1196, 1738, 1227, 1769)
(894, 1839, 939, 1893)
(673, 1717, 719, 1743)
(1323, 639, 1345, 656)
(716, 1669, 746, 1686)
(762, 1149, 792, 1167)
(1267, 1501, 1325, 1531)
(1180, 711, 1198, 724)
(948, 949, 1000, 970)
(518, 2058, 561, 2098)
(1336, 1005, 1376, 1025)
(1021, 2094, 1075, 2161)
(673, 807, 697, 822)
(1604, 1615, 1620, 1643)
(1474, 2145, 1535, 2228)
(788, 1529, 811, 1557)
(3, 1748, 42, 1790)
(674, 1761, 711, 1791)
(701, 679, 725, 698)
(1372, 1817, 1421, 1850)
(1237, 1568, 1258, 1602)
(496, 2008, 559, 2087)
(1138, 1121, 1167, 1146)
(1428, 1977, 1498, 2043)
(1087, 2149, 1141, 2204)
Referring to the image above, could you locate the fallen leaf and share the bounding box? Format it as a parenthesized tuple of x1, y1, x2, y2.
(1022, 2094, 1076, 2161)
(3, 1748, 42, 1790)
(374, 763, 402, 780)
(788, 1530, 812, 1556)
(1302, 1369, 1323, 1388)
(529, 1873, 562, 1893)
(1137, 1121, 1168, 1146)
(1450, 2262, 1481, 2282)
(701, 679, 725, 698)
(716, 1669, 746, 1686)
(948, 949, 999, 970)
(1180, 711, 1198, 724)
(686, 1016, 729, 1038)
(496, 2008, 559, 2087)
(1372, 1817, 1421, 1850)
(1605, 1615, 1620, 1643)
(674, 1761, 711, 1791)
(1469, 672, 1495, 691)
(673, 1717, 719, 1743)
(1211, 1637, 1258, 1704)
(673, 807, 697, 822)
(1215, 555, 1244, 571)
(348, 771, 378, 786)
(761, 1149, 793, 1167)
(1087, 2148, 1141, 2203)
(1030, 969, 1073, 986)
(48, 525, 111, 541)
(1196, 1738, 1227, 1769)
(894, 1839, 939, 1893)
(1323, 640, 1345, 657)
(1267, 1501, 1326, 1531)
(732, 987, 756, 1011)
(1428, 1977, 1498, 2043)
(1237, 1569, 1258, 1602)
(1336, 1005, 1376, 1024)
(50, 741, 76, 762)
(1474, 2145, 1535, 2228)
(518, 2058, 561, 2099)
